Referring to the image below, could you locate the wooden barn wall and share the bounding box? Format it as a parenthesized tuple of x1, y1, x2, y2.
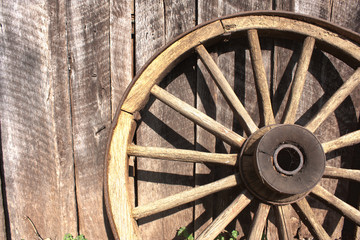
(0, 0, 359, 239)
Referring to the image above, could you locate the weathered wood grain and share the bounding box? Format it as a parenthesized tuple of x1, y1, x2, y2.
(196, 1, 273, 238)
(193, 21, 218, 236)
(322, 129, 360, 153)
(292, 0, 331, 19)
(48, 0, 79, 237)
(134, 1, 167, 239)
(274, 205, 292, 240)
(282, 36, 315, 124)
(128, 145, 237, 166)
(270, 5, 330, 237)
(222, 17, 360, 65)
(275, 1, 360, 238)
(331, 0, 360, 33)
(0, 125, 7, 240)
(196, 44, 258, 135)
(135, 1, 196, 239)
(306, 68, 360, 132)
(330, 2, 360, 238)
(194, 4, 220, 236)
(133, 174, 239, 220)
(66, 0, 111, 238)
(122, 20, 224, 113)
(0, 0, 77, 239)
(293, 198, 331, 240)
(2, 2, 360, 240)
(106, 111, 141, 239)
(269, 17, 301, 237)
(248, 29, 276, 126)
(110, 0, 133, 117)
(311, 185, 360, 226)
(247, 203, 271, 240)
(324, 166, 360, 182)
(109, 2, 135, 234)
(151, 85, 245, 148)
(196, 190, 253, 240)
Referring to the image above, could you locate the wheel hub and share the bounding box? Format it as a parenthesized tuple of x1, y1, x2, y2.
(239, 124, 325, 204)
(273, 143, 304, 176)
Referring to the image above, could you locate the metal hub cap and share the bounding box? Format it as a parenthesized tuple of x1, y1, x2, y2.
(240, 124, 326, 204)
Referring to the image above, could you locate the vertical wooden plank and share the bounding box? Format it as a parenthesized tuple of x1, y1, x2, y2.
(331, 0, 360, 32)
(49, 0, 78, 237)
(0, 126, 7, 240)
(0, 4, 8, 239)
(134, 2, 165, 238)
(274, 1, 333, 239)
(274, 1, 360, 239)
(134, 1, 164, 73)
(66, 1, 112, 239)
(330, 2, 360, 239)
(0, 0, 76, 239)
(110, 0, 133, 116)
(109, 0, 135, 236)
(270, 4, 305, 239)
(195, 2, 220, 236)
(291, 0, 331, 19)
(266, 34, 301, 240)
(196, 1, 272, 238)
(135, 0, 196, 239)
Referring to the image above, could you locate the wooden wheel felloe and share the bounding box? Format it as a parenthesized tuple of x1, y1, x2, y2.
(105, 11, 360, 239)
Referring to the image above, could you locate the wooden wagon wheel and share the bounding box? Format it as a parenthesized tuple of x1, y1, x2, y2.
(105, 11, 360, 239)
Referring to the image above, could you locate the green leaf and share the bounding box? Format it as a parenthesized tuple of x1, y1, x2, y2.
(64, 233, 74, 240)
(76, 234, 87, 240)
(177, 227, 194, 239)
(63, 233, 87, 240)
(231, 230, 239, 238)
(177, 227, 187, 236)
(215, 234, 225, 240)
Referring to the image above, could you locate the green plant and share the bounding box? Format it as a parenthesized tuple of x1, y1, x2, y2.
(176, 227, 194, 240)
(22, 216, 87, 240)
(63, 233, 87, 240)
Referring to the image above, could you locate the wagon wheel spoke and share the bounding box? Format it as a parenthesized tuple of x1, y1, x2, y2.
(323, 166, 360, 182)
(322, 129, 360, 153)
(305, 68, 360, 132)
(247, 29, 275, 126)
(132, 173, 240, 219)
(127, 144, 237, 166)
(196, 44, 258, 135)
(274, 205, 292, 240)
(311, 185, 360, 225)
(282, 36, 315, 124)
(248, 203, 271, 240)
(292, 198, 331, 240)
(150, 85, 245, 148)
(196, 189, 253, 240)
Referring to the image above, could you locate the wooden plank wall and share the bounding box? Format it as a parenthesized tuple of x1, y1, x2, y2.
(135, 0, 196, 238)
(0, 0, 359, 239)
